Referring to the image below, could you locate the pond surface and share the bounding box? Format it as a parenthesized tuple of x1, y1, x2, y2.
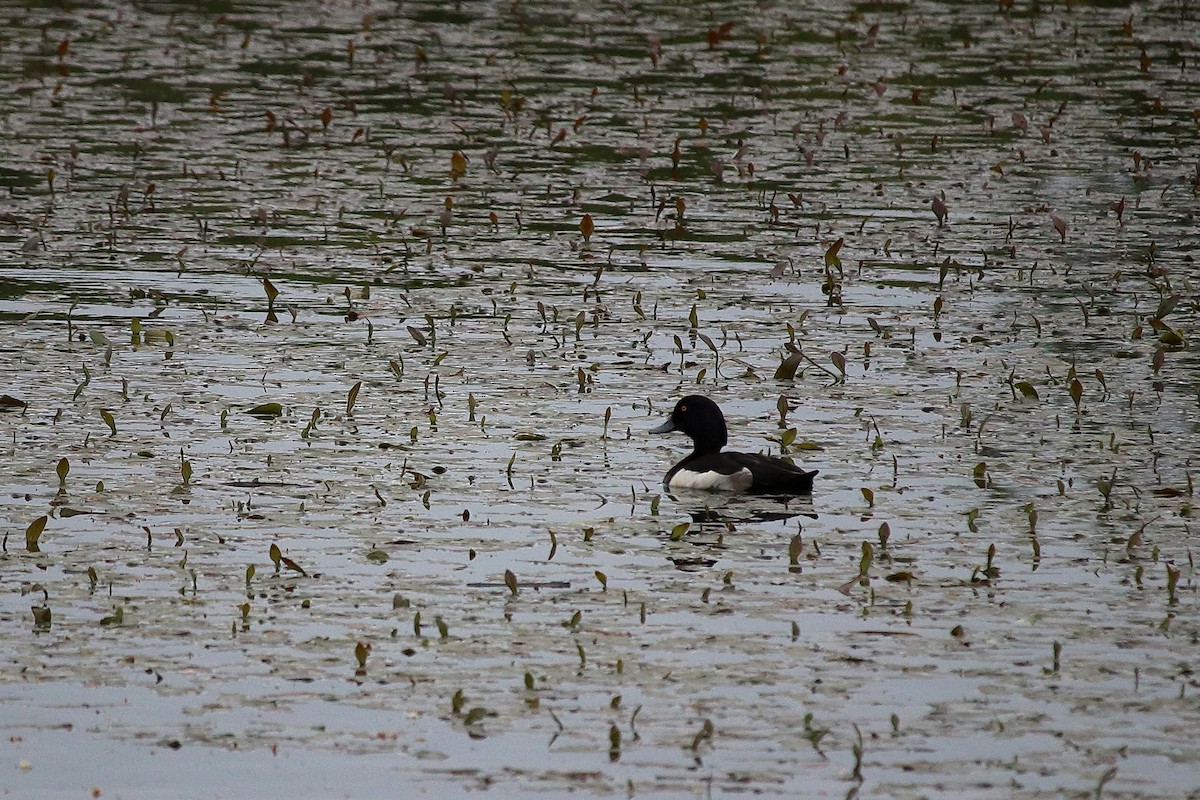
(1, 0, 1198, 797)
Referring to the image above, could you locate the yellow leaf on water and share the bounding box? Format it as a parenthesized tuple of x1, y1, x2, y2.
(824, 237, 844, 269)
(26, 516, 47, 551)
(450, 150, 468, 180)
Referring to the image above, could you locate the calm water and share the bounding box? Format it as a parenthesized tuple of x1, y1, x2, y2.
(1, 0, 1198, 797)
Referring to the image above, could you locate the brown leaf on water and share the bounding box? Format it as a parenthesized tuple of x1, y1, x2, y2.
(1152, 346, 1165, 373)
(931, 196, 948, 226)
(1050, 212, 1068, 242)
(1153, 294, 1180, 321)
(707, 21, 734, 48)
(774, 352, 802, 381)
(580, 213, 595, 243)
(831, 351, 846, 378)
(281, 556, 308, 576)
(1113, 196, 1126, 224)
(0, 395, 27, 412)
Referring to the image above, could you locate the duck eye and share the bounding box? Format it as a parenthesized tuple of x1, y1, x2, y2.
(679, 405, 687, 413)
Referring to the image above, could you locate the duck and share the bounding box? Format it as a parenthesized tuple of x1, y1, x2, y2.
(651, 395, 818, 494)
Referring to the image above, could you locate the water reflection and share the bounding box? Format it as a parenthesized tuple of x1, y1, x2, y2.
(666, 491, 816, 570)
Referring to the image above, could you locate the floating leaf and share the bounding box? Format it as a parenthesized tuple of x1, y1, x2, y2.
(669, 522, 690, 541)
(247, 402, 283, 419)
(580, 213, 595, 243)
(774, 352, 802, 381)
(32, 605, 52, 630)
(56, 458, 69, 487)
(269, 543, 282, 570)
(0, 394, 27, 412)
(1015, 381, 1039, 400)
(26, 516, 48, 552)
(931, 195, 949, 226)
(973, 462, 988, 489)
(346, 381, 362, 415)
(823, 237, 844, 269)
(1069, 378, 1083, 411)
(504, 569, 519, 596)
(450, 150, 468, 180)
(100, 409, 116, 435)
(407, 325, 427, 346)
(1154, 294, 1180, 321)
(595, 570, 607, 590)
(861, 487, 874, 507)
(99, 606, 124, 626)
(354, 641, 369, 670)
(281, 556, 307, 576)
(831, 351, 846, 379)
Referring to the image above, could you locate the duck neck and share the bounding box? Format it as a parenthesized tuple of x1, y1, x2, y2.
(690, 426, 727, 456)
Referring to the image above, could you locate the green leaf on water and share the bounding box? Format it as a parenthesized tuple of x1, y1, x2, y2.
(861, 487, 874, 507)
(346, 381, 362, 415)
(366, 548, 389, 563)
(354, 641, 369, 670)
(858, 541, 874, 578)
(99, 606, 124, 626)
(595, 570, 607, 590)
(262, 277, 279, 304)
(247, 402, 283, 419)
(504, 569, 519, 596)
(788, 533, 803, 565)
(973, 462, 988, 488)
(269, 543, 282, 570)
(100, 409, 116, 435)
(56, 457, 69, 487)
(1015, 381, 1039, 400)
(88, 330, 112, 346)
(669, 522, 690, 541)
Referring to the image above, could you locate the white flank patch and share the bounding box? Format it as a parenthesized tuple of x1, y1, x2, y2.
(670, 467, 753, 492)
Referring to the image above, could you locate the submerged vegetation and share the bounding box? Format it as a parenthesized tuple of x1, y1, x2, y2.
(1, 0, 1197, 796)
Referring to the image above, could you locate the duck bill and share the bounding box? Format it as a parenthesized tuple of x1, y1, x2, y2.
(650, 418, 676, 434)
